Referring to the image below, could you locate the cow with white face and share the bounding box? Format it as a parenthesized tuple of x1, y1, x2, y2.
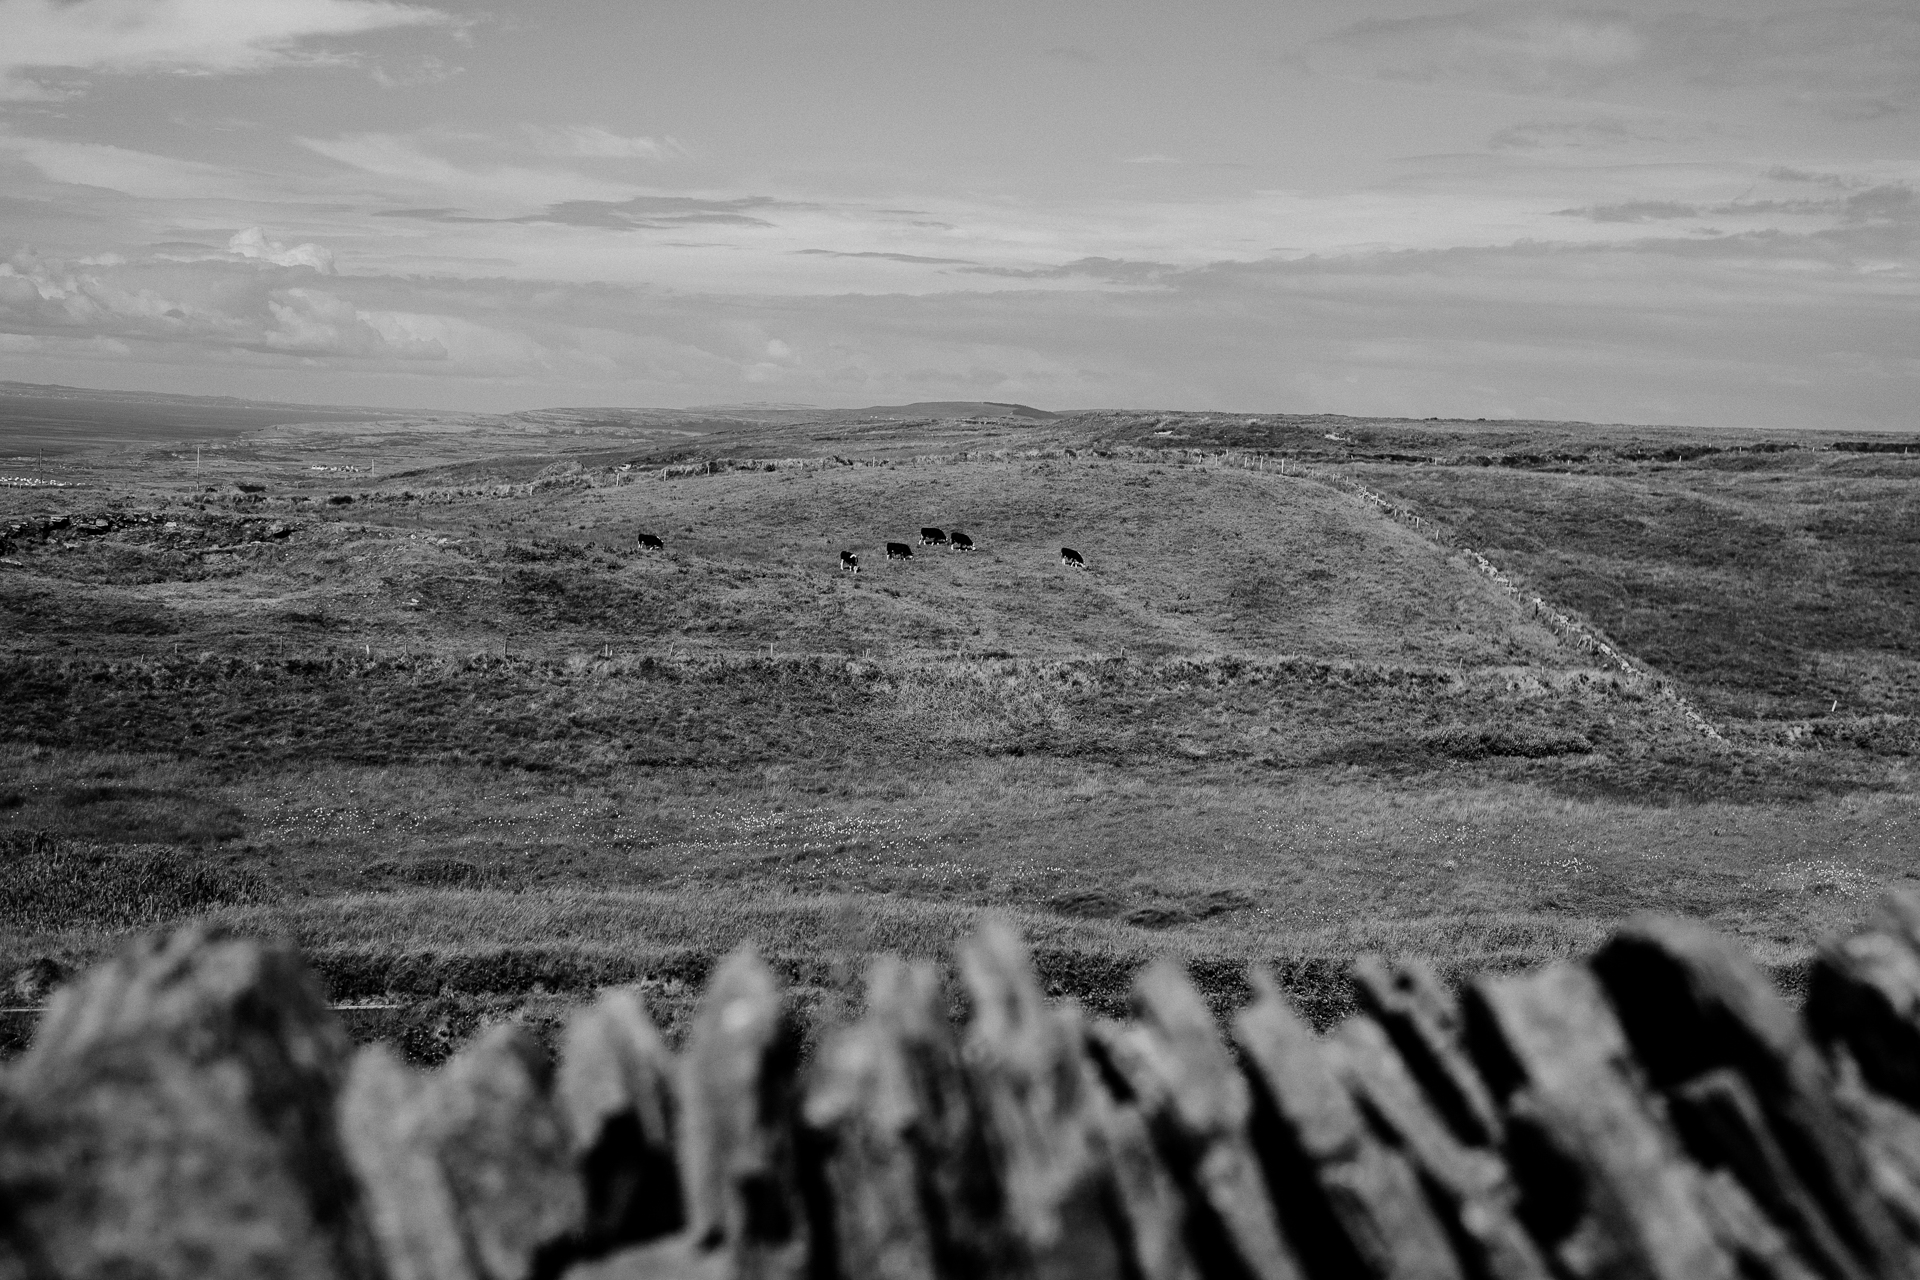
(1060, 547, 1086, 570)
(839, 550, 859, 575)
(636, 533, 665, 553)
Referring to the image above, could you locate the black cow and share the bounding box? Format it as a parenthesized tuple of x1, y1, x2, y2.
(919, 527, 948, 546)
(886, 542, 914, 561)
(1060, 547, 1086, 569)
(949, 531, 975, 551)
(839, 550, 859, 574)
(636, 533, 665, 552)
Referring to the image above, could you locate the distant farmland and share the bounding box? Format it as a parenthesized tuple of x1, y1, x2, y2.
(0, 380, 409, 458)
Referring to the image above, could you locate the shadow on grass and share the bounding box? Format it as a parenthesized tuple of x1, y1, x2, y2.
(53, 785, 245, 845)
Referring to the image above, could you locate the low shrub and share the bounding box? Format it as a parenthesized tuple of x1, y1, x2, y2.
(0, 832, 262, 931)
(1122, 888, 1257, 929)
(1044, 886, 1257, 929)
(1316, 726, 1593, 768)
(1421, 727, 1595, 760)
(53, 785, 245, 845)
(359, 857, 492, 888)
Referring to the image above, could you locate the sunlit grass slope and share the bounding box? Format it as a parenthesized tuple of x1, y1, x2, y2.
(433, 457, 1574, 666)
(5, 455, 1569, 672)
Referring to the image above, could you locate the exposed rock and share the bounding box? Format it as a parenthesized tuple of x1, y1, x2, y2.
(808, 1008, 945, 1279)
(1808, 929, 1920, 1112)
(1830, 1053, 1920, 1245)
(1668, 1067, 1869, 1280)
(1351, 955, 1502, 1148)
(1234, 966, 1464, 1279)
(338, 1044, 478, 1280)
(1867, 890, 1920, 956)
(1466, 961, 1734, 1280)
(556, 987, 684, 1252)
(340, 1024, 584, 1280)
(1082, 1021, 1203, 1280)
(0, 927, 379, 1279)
(804, 956, 1011, 1280)
(959, 918, 1132, 1279)
(1593, 916, 1910, 1279)
(424, 1024, 583, 1280)
(1325, 1014, 1552, 1280)
(1112, 959, 1305, 1280)
(1694, 1166, 1826, 1280)
(677, 945, 811, 1279)
(22, 909, 1920, 1280)
(561, 1235, 727, 1280)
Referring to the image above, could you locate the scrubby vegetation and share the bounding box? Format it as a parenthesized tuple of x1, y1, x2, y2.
(1, 831, 260, 933)
(2, 402, 1915, 1058)
(1352, 459, 1920, 721)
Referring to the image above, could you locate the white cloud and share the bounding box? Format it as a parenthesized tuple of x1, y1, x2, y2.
(259, 287, 446, 358)
(521, 125, 685, 161)
(0, 331, 131, 357)
(1305, 3, 1920, 114)
(0, 251, 448, 362)
(368, 53, 461, 88)
(1488, 118, 1677, 152)
(298, 130, 649, 208)
(229, 227, 335, 273)
(0, 0, 450, 98)
(0, 129, 255, 198)
(3, 221, 1912, 427)
(1310, 6, 1644, 93)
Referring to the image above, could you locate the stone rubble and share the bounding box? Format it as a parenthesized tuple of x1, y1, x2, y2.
(12, 903, 1920, 1279)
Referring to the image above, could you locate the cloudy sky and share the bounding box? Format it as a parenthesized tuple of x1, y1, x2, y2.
(0, 0, 1915, 427)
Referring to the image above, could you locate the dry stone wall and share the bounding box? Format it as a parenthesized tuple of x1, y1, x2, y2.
(11, 904, 1920, 1279)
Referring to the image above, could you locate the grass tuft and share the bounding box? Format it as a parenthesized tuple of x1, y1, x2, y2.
(0, 831, 262, 932)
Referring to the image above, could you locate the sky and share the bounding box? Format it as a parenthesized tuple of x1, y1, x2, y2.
(0, 0, 1915, 428)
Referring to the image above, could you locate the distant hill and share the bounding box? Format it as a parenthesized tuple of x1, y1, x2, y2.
(851, 401, 1057, 420)
(690, 402, 821, 412)
(544, 400, 1060, 429)
(0, 383, 1059, 456)
(0, 381, 413, 455)
(0, 381, 403, 416)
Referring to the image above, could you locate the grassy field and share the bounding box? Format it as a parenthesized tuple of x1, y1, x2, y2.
(3, 400, 1915, 1059)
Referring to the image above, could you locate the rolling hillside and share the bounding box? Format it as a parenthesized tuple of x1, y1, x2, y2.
(3, 403, 1915, 1058)
(448, 457, 1569, 665)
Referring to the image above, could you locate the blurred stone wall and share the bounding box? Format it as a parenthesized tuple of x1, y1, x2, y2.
(7, 904, 1920, 1280)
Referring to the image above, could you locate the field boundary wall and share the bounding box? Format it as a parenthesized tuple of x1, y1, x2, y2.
(9, 905, 1920, 1278)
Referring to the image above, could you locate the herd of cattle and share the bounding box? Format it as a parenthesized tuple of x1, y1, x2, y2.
(633, 525, 1087, 573)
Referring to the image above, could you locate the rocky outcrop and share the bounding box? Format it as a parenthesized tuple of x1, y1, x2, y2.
(14, 904, 1920, 1279)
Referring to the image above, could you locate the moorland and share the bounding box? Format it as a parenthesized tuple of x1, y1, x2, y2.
(2, 384, 1915, 1058)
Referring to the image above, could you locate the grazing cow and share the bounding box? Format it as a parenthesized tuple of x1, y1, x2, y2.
(886, 542, 914, 562)
(919, 527, 948, 547)
(636, 533, 665, 552)
(1061, 547, 1086, 570)
(839, 550, 859, 575)
(949, 531, 975, 551)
